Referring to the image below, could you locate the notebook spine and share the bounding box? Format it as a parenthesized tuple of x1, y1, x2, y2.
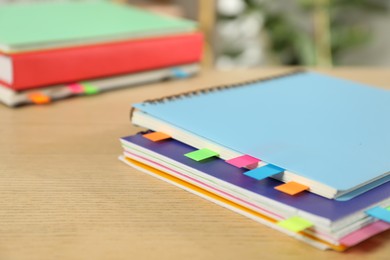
(130, 69, 306, 119)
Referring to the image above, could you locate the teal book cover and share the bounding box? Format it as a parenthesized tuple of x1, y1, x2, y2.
(0, 1, 196, 52)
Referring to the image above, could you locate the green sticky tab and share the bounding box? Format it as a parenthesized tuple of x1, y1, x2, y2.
(387, 206, 390, 211)
(82, 83, 99, 95)
(277, 216, 313, 232)
(184, 148, 219, 161)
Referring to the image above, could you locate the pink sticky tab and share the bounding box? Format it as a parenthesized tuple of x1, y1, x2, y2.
(68, 83, 84, 94)
(340, 221, 390, 246)
(226, 155, 260, 169)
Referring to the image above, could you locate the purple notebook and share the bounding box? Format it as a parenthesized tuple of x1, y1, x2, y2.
(121, 133, 390, 222)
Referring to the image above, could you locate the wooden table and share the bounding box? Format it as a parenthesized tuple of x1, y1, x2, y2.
(1, 68, 389, 260)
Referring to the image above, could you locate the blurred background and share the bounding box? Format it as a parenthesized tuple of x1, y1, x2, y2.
(2, 0, 390, 68)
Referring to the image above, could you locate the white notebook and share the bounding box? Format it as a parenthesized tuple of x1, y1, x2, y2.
(0, 64, 199, 107)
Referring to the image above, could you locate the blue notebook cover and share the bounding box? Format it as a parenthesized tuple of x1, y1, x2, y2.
(132, 71, 390, 193)
(121, 133, 390, 222)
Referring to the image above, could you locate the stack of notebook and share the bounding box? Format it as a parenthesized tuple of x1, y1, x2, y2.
(119, 70, 390, 251)
(0, 1, 202, 107)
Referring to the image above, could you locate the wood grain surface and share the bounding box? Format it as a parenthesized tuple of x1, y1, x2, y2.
(0, 68, 389, 260)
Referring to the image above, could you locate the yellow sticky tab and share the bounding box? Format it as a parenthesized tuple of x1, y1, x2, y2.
(274, 182, 309, 195)
(142, 132, 171, 142)
(277, 216, 313, 232)
(28, 93, 51, 104)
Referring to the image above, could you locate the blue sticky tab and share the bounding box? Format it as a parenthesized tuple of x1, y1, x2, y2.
(365, 206, 390, 223)
(243, 164, 284, 180)
(171, 68, 190, 79)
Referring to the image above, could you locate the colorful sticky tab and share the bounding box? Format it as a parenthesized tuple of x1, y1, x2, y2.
(68, 83, 84, 94)
(142, 132, 171, 142)
(226, 155, 261, 169)
(82, 83, 99, 95)
(274, 181, 309, 195)
(171, 67, 190, 79)
(243, 164, 284, 181)
(365, 206, 390, 223)
(28, 93, 51, 105)
(277, 216, 313, 232)
(184, 148, 219, 162)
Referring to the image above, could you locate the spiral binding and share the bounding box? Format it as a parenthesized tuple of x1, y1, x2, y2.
(130, 69, 306, 119)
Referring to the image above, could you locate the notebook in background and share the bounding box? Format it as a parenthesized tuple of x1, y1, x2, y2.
(0, 1, 196, 52)
(0, 1, 203, 106)
(0, 64, 199, 107)
(131, 71, 390, 200)
(0, 33, 202, 90)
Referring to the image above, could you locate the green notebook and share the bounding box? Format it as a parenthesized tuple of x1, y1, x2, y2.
(0, 1, 196, 52)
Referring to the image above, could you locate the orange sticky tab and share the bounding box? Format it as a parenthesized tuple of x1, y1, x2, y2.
(28, 93, 51, 104)
(274, 181, 309, 195)
(142, 132, 171, 142)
